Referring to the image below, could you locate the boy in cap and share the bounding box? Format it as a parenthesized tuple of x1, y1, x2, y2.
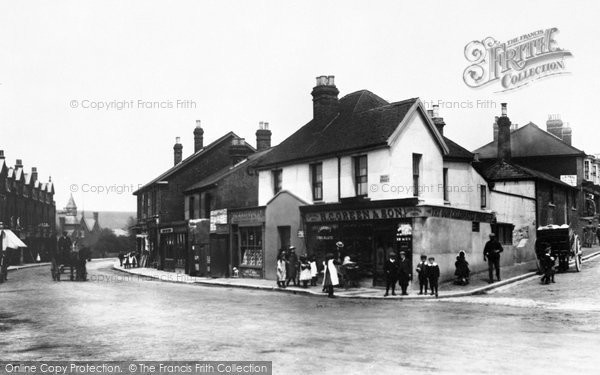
(416, 254, 428, 295)
(426, 257, 440, 297)
(383, 252, 399, 296)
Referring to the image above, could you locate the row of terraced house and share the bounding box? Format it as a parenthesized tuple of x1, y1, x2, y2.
(0, 151, 56, 265)
(133, 76, 600, 286)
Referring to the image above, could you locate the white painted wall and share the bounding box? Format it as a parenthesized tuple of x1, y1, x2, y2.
(443, 161, 489, 211)
(258, 109, 460, 207)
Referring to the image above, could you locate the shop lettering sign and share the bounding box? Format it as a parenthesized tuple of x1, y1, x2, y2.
(303, 205, 493, 223)
(229, 208, 265, 224)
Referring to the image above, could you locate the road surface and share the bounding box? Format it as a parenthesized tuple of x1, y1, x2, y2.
(1, 258, 599, 374)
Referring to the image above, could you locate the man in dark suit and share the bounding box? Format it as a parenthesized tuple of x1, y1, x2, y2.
(383, 252, 399, 296)
(483, 233, 503, 283)
(398, 251, 412, 295)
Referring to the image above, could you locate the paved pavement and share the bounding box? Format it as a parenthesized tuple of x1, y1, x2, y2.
(1, 258, 600, 374)
(112, 246, 600, 299)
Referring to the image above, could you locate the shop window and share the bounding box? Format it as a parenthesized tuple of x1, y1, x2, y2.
(354, 155, 368, 196)
(311, 163, 323, 201)
(492, 223, 514, 245)
(442, 168, 448, 201)
(412, 154, 422, 197)
(272, 169, 282, 194)
(240, 226, 263, 267)
(472, 222, 480, 232)
(480, 185, 487, 209)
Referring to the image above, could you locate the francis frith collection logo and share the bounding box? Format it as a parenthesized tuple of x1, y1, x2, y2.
(463, 27, 573, 92)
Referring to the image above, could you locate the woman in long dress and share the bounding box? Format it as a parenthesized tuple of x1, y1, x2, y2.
(322, 253, 339, 298)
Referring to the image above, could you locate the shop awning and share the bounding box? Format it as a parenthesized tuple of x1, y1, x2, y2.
(1, 229, 28, 250)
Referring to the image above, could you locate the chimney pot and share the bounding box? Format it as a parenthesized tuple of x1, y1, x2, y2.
(312, 74, 340, 125)
(426, 109, 433, 118)
(497, 106, 512, 161)
(173, 137, 183, 165)
(0, 150, 4, 159)
(194, 120, 204, 152)
(16, 159, 23, 168)
(501, 103, 507, 117)
(256, 121, 272, 151)
(432, 104, 440, 118)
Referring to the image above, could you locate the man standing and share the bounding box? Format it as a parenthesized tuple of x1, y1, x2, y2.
(383, 252, 399, 296)
(397, 251, 412, 295)
(483, 233, 503, 283)
(286, 246, 298, 287)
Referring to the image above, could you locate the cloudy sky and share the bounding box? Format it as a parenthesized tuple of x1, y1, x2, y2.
(1, 0, 598, 212)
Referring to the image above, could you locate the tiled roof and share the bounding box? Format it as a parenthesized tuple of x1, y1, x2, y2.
(475, 160, 576, 189)
(185, 148, 273, 193)
(134, 132, 254, 194)
(473, 122, 585, 158)
(256, 91, 433, 168)
(444, 136, 473, 161)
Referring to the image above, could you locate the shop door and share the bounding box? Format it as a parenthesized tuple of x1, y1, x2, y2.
(209, 235, 228, 278)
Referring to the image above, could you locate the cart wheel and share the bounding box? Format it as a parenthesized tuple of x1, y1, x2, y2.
(573, 235, 582, 272)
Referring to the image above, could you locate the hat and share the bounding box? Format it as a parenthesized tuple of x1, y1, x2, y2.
(489, 233, 496, 237)
(289, 246, 296, 250)
(399, 251, 406, 255)
(389, 252, 397, 257)
(335, 241, 344, 248)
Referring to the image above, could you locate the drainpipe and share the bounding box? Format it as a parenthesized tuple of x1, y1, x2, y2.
(337, 155, 341, 202)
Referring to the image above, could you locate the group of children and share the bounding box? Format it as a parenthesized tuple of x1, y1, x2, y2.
(416, 255, 441, 297)
(276, 250, 318, 288)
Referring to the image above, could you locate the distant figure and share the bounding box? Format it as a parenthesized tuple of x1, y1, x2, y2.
(454, 251, 470, 286)
(322, 253, 339, 298)
(416, 254, 428, 295)
(383, 252, 399, 297)
(124, 253, 131, 269)
(426, 257, 440, 297)
(483, 233, 503, 283)
(397, 251, 412, 296)
(276, 252, 287, 288)
(540, 246, 556, 284)
(118, 252, 125, 267)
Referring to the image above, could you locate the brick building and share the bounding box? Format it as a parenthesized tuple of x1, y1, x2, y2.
(474, 113, 589, 234)
(133, 121, 256, 272)
(0, 151, 56, 264)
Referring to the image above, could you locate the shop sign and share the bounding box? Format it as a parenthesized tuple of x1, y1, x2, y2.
(229, 208, 265, 224)
(159, 228, 173, 234)
(210, 209, 228, 232)
(304, 205, 493, 223)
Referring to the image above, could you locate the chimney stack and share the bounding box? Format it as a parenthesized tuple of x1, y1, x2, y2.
(493, 116, 499, 141)
(194, 120, 204, 153)
(31, 167, 38, 183)
(229, 138, 251, 165)
(497, 103, 512, 161)
(546, 114, 563, 139)
(431, 104, 446, 136)
(93, 212, 99, 223)
(311, 75, 339, 126)
(15, 159, 23, 169)
(256, 121, 272, 151)
(562, 122, 572, 145)
(0, 150, 4, 160)
(173, 137, 183, 165)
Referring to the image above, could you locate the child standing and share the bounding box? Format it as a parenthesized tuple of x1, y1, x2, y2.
(299, 256, 312, 288)
(426, 257, 440, 297)
(309, 255, 318, 286)
(416, 255, 428, 295)
(541, 247, 556, 284)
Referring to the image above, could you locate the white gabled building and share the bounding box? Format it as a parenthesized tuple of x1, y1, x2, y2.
(255, 76, 492, 284)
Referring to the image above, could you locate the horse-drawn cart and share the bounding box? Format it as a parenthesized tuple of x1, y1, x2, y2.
(536, 224, 582, 272)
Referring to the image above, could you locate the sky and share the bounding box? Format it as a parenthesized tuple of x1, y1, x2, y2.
(1, 0, 598, 212)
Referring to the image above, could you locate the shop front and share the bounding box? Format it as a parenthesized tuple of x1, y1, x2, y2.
(229, 207, 266, 279)
(300, 198, 493, 285)
(159, 222, 188, 273)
